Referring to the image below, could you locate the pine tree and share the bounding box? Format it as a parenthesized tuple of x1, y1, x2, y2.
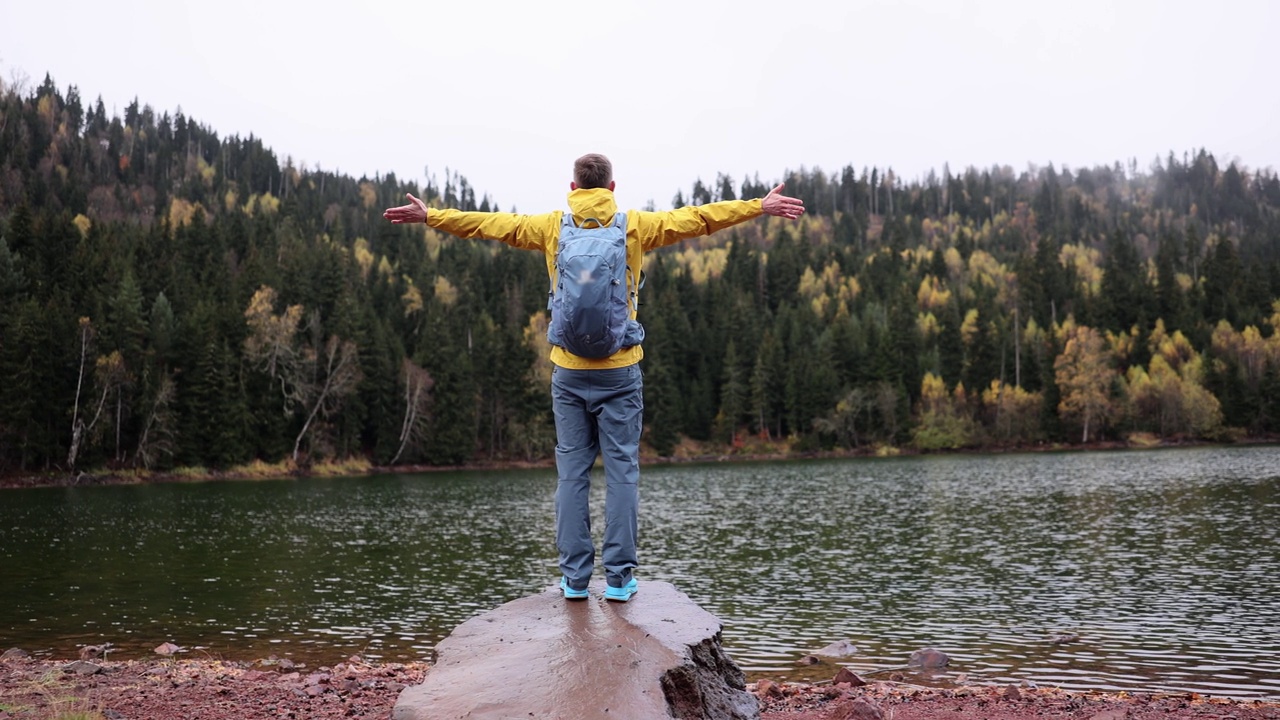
(1099, 228, 1148, 332)
(1202, 238, 1243, 326)
(714, 341, 748, 443)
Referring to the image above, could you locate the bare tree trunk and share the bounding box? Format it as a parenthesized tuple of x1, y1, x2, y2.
(136, 376, 176, 470)
(1014, 306, 1021, 389)
(293, 337, 359, 462)
(392, 361, 432, 465)
(69, 377, 112, 472)
(294, 367, 336, 463)
(392, 377, 417, 465)
(67, 320, 96, 470)
(115, 391, 123, 463)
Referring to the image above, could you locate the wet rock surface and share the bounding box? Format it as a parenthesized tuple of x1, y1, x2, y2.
(394, 580, 758, 720)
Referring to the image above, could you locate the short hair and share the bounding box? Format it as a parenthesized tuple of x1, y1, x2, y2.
(573, 153, 613, 189)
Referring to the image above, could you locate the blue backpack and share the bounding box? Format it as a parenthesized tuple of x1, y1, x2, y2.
(546, 212, 645, 358)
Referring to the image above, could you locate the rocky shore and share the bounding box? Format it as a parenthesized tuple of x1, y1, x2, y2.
(755, 676, 1280, 720)
(0, 650, 427, 720)
(3, 650, 1278, 720)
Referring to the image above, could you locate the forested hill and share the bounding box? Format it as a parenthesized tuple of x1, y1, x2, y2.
(2, 75, 1280, 476)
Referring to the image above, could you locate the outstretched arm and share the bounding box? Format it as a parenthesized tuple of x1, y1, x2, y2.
(637, 183, 806, 250)
(383, 193, 428, 224)
(761, 183, 805, 219)
(383, 193, 557, 251)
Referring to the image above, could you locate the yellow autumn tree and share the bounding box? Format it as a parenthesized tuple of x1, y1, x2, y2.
(243, 286, 305, 409)
(1055, 324, 1117, 442)
(401, 277, 424, 317)
(1123, 355, 1222, 438)
(981, 379, 1043, 443)
(352, 238, 375, 279)
(523, 312, 553, 387)
(912, 373, 974, 450)
(916, 275, 951, 311)
(167, 197, 204, 231)
(432, 276, 458, 307)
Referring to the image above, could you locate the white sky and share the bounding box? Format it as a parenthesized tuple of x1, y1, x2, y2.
(1, 0, 1277, 214)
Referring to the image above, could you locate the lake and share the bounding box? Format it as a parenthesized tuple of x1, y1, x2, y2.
(1, 446, 1277, 700)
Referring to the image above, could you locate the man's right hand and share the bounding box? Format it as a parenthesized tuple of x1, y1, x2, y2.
(761, 183, 805, 220)
(383, 193, 428, 224)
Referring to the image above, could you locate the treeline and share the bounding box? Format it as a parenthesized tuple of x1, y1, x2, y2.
(1, 74, 1279, 475)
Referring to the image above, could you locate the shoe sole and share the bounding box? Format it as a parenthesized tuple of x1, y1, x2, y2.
(604, 585, 638, 603)
(560, 579, 589, 601)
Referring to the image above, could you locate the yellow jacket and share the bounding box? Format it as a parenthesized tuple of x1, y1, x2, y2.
(427, 187, 765, 369)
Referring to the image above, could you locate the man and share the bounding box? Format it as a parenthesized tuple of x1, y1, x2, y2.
(384, 154, 804, 602)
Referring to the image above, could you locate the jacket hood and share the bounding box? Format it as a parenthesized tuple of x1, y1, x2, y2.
(566, 187, 619, 227)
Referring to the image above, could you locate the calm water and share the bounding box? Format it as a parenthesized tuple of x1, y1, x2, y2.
(2, 447, 1278, 700)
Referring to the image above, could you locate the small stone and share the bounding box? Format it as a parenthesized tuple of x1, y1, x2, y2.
(1089, 711, 1127, 720)
(79, 644, 106, 660)
(796, 654, 822, 665)
(1003, 685, 1021, 700)
(908, 647, 950, 668)
(102, 710, 125, 720)
(154, 642, 182, 656)
(242, 670, 274, 681)
(277, 658, 297, 670)
(825, 697, 884, 720)
(756, 678, 782, 698)
(64, 660, 104, 675)
(889, 672, 905, 682)
(833, 667, 867, 687)
(304, 685, 326, 697)
(1, 648, 30, 661)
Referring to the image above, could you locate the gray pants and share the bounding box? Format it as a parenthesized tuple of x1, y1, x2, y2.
(551, 364, 643, 590)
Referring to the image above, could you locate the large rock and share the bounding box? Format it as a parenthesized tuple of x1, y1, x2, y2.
(394, 580, 758, 720)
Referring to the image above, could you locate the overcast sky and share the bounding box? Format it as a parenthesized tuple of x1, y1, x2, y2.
(2, 0, 1276, 214)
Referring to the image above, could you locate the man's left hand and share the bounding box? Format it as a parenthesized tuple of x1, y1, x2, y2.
(384, 193, 428, 224)
(761, 184, 805, 219)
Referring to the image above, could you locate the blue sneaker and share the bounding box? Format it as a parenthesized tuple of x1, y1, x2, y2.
(560, 577, 588, 600)
(604, 578, 638, 602)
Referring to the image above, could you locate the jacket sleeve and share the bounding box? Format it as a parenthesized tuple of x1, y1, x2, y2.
(426, 209, 559, 251)
(633, 199, 764, 251)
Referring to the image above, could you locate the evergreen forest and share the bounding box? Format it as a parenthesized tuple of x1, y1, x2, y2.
(3, 74, 1280, 476)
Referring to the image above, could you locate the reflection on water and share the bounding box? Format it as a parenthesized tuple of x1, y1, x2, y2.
(1, 446, 1277, 700)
